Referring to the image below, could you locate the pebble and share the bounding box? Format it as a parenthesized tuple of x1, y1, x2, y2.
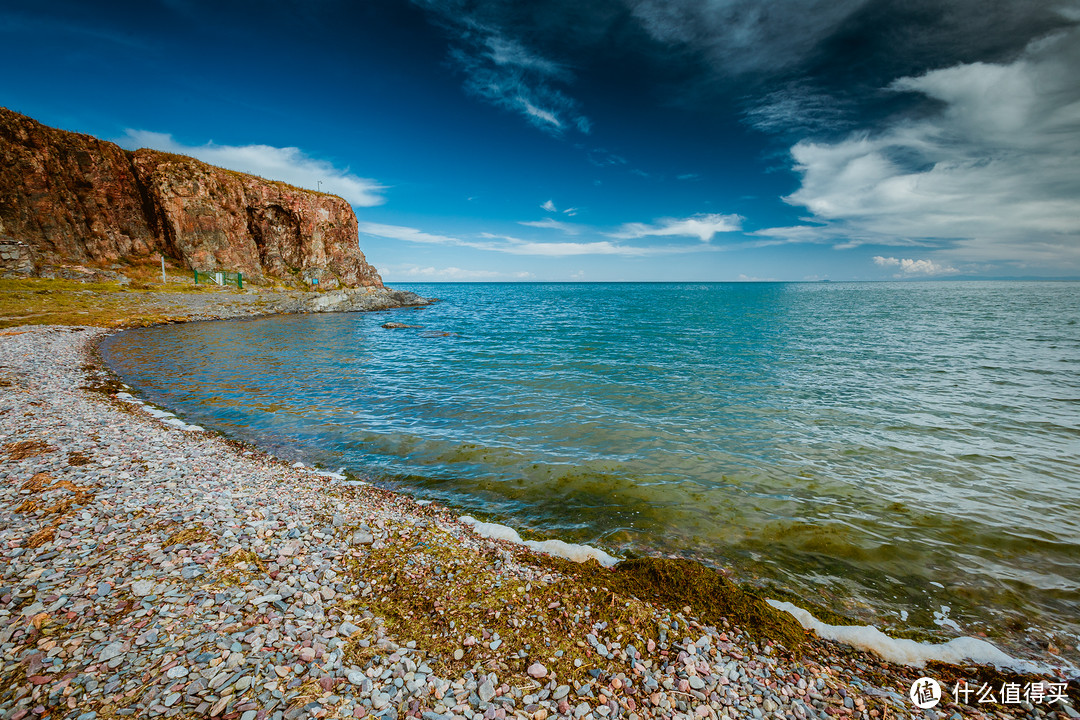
(0, 326, 1052, 720)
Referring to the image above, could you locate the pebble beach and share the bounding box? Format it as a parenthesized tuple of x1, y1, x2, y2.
(1, 324, 1077, 720)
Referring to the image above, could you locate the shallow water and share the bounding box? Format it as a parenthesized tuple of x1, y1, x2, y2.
(101, 281, 1080, 662)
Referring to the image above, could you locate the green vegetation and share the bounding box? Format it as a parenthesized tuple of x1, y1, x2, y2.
(0, 275, 239, 329)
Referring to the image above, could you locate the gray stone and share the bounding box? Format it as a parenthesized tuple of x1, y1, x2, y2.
(131, 580, 155, 597)
(99, 643, 125, 662)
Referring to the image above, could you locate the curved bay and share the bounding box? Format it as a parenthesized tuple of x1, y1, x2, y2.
(102, 281, 1080, 663)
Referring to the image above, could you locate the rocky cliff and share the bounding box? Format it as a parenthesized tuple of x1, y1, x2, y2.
(0, 107, 382, 288)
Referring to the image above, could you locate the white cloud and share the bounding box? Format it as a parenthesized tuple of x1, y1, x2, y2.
(541, 199, 557, 212)
(518, 218, 580, 234)
(609, 213, 743, 242)
(745, 81, 854, 134)
(425, 8, 589, 136)
(780, 26, 1080, 268)
(562, 207, 578, 216)
(358, 221, 736, 258)
(587, 149, 628, 167)
(117, 130, 385, 207)
(380, 265, 534, 281)
(873, 256, 958, 276)
(357, 222, 467, 246)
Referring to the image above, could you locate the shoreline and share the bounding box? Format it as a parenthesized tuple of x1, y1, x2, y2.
(0, 276, 435, 330)
(1, 324, 1077, 720)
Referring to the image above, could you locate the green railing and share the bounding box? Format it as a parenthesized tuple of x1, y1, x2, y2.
(194, 269, 243, 289)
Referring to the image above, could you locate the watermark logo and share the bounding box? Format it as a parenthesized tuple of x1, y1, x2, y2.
(954, 680, 1069, 705)
(910, 676, 1073, 709)
(910, 677, 941, 709)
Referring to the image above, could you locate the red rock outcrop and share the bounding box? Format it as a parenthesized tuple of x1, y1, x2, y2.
(0, 107, 382, 288)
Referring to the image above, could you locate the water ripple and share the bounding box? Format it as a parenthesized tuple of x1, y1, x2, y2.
(102, 281, 1080, 662)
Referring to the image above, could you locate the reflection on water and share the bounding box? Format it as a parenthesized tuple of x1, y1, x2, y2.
(101, 281, 1080, 663)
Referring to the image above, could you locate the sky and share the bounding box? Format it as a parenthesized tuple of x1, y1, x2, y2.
(2, 0, 1079, 282)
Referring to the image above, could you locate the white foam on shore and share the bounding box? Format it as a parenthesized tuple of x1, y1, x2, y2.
(459, 516, 618, 567)
(162, 417, 204, 432)
(767, 599, 1058, 674)
(308, 469, 347, 480)
(117, 393, 204, 431)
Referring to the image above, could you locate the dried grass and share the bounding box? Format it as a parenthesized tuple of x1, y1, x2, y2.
(3, 439, 54, 461)
(67, 451, 91, 466)
(25, 526, 55, 548)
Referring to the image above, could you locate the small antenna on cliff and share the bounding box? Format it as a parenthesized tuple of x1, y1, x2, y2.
(317, 180, 323, 193)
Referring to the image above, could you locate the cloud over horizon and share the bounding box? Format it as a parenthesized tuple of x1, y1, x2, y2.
(379, 264, 534, 280)
(873, 256, 958, 276)
(360, 218, 740, 257)
(609, 213, 743, 242)
(117, 130, 386, 207)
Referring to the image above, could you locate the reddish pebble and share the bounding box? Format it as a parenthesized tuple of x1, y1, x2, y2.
(353, 706, 367, 718)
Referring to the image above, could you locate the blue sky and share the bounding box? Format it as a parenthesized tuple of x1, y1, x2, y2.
(3, 0, 1079, 281)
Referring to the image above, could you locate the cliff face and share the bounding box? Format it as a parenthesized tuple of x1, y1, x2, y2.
(0, 107, 382, 288)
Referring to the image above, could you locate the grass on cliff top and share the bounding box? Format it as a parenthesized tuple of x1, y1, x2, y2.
(0, 276, 227, 329)
(144, 148, 343, 201)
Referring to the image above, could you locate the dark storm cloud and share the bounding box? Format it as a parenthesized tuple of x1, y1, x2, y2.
(411, 0, 1077, 138)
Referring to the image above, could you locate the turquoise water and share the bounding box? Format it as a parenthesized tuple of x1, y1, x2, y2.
(101, 282, 1080, 662)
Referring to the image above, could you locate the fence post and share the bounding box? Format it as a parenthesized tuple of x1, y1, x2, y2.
(238, 273, 243, 290)
(194, 269, 199, 285)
